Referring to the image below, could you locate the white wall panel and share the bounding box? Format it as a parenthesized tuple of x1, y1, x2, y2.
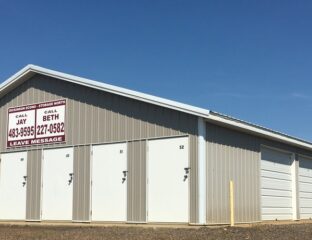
(42, 147, 74, 221)
(0, 152, 27, 220)
(92, 143, 127, 222)
(147, 137, 189, 223)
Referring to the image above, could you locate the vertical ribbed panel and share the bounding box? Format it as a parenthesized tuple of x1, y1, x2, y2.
(0, 75, 198, 151)
(206, 123, 261, 224)
(127, 140, 146, 222)
(26, 149, 42, 221)
(189, 134, 198, 223)
(0, 74, 198, 223)
(73, 145, 91, 222)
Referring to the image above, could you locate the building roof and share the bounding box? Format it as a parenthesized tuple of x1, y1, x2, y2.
(1, 64, 312, 151)
(0, 64, 210, 118)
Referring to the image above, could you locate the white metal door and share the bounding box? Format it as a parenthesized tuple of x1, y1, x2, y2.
(299, 156, 312, 219)
(261, 147, 293, 220)
(148, 137, 189, 223)
(0, 152, 27, 220)
(92, 143, 127, 221)
(42, 147, 73, 221)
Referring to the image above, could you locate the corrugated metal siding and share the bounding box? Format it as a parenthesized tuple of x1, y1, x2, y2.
(206, 123, 261, 224)
(26, 149, 42, 221)
(205, 122, 312, 224)
(0, 75, 198, 150)
(0, 74, 198, 223)
(127, 140, 146, 222)
(73, 145, 91, 222)
(189, 134, 198, 223)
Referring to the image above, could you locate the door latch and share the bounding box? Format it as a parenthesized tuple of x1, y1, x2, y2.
(183, 167, 190, 181)
(68, 173, 74, 185)
(122, 170, 128, 184)
(22, 175, 27, 187)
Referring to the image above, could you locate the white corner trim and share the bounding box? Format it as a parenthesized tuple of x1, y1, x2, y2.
(0, 65, 33, 92)
(291, 154, 298, 220)
(197, 117, 206, 224)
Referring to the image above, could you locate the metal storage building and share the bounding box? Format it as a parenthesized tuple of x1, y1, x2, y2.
(0, 64, 312, 225)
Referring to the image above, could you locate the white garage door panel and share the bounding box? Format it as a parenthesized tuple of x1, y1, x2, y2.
(300, 182, 312, 192)
(299, 156, 312, 219)
(262, 189, 292, 198)
(261, 161, 291, 174)
(301, 171, 312, 177)
(261, 147, 293, 221)
(92, 143, 127, 222)
(262, 207, 292, 215)
(300, 176, 312, 184)
(300, 198, 312, 207)
(262, 214, 291, 221)
(300, 192, 312, 199)
(261, 177, 291, 190)
(0, 152, 27, 220)
(42, 148, 74, 221)
(301, 214, 312, 219)
(300, 208, 312, 214)
(148, 137, 189, 223)
(261, 170, 291, 181)
(262, 196, 292, 208)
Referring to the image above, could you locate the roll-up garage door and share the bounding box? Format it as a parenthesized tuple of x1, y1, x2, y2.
(261, 147, 293, 220)
(0, 152, 27, 220)
(299, 156, 312, 219)
(147, 137, 189, 223)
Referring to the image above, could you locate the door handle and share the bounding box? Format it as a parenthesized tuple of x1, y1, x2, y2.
(122, 170, 128, 183)
(22, 175, 27, 187)
(68, 173, 74, 185)
(183, 167, 190, 181)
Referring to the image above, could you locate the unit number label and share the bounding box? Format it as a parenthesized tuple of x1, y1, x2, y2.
(7, 99, 66, 148)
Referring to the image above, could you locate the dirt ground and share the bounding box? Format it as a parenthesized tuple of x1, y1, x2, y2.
(0, 222, 311, 240)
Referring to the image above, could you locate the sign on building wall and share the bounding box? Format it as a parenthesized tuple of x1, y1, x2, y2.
(7, 99, 66, 148)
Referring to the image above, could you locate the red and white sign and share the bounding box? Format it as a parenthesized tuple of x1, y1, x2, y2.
(7, 99, 66, 148)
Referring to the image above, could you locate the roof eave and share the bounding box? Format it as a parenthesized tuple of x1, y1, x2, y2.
(0, 64, 36, 97)
(0, 65, 210, 118)
(206, 113, 312, 151)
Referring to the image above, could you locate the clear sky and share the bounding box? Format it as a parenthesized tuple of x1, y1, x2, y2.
(0, 1, 311, 141)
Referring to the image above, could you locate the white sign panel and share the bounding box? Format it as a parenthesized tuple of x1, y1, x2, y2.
(7, 99, 66, 148)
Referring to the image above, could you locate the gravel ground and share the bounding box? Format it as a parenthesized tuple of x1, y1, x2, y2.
(0, 223, 311, 240)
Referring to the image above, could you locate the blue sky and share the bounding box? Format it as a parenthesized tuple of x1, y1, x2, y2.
(0, 1, 312, 140)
